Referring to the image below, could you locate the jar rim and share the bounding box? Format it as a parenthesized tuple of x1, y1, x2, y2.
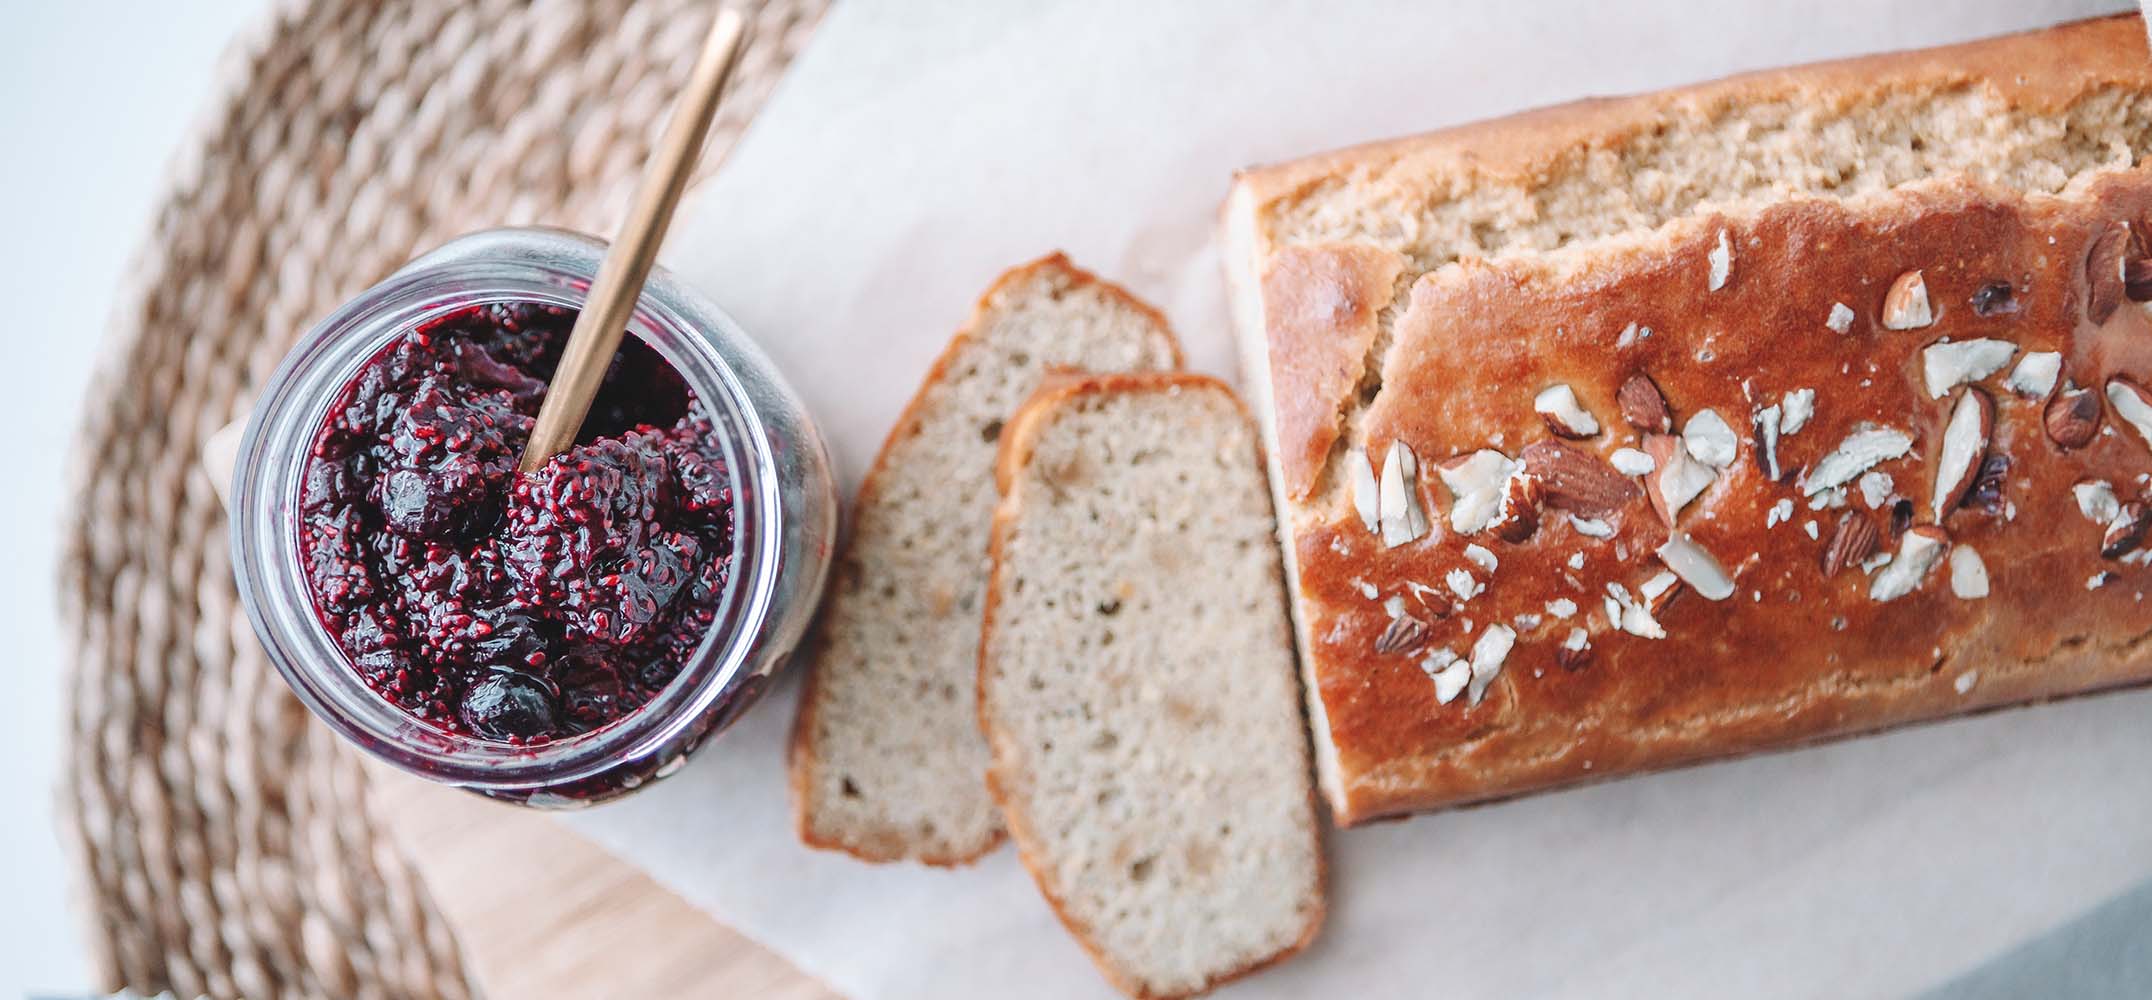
(231, 227, 788, 792)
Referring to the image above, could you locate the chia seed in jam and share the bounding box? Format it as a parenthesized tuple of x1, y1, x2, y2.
(299, 301, 736, 744)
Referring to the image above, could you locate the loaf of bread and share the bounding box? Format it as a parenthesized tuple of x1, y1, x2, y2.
(1222, 14, 2152, 825)
(979, 372, 1322, 1000)
(790, 254, 1181, 863)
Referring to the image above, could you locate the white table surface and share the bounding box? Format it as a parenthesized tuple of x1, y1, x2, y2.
(1, 3, 270, 996)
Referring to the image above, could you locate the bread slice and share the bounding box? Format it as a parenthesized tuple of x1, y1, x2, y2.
(978, 373, 1323, 1000)
(789, 254, 1182, 864)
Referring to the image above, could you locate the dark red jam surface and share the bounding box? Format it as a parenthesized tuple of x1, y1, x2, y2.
(300, 302, 735, 745)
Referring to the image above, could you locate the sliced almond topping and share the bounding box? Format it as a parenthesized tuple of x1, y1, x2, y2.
(1378, 440, 1430, 548)
(2086, 221, 2129, 325)
(1803, 425, 1914, 497)
(1463, 543, 1499, 573)
(1534, 383, 1602, 438)
(1422, 649, 1469, 705)
(1821, 510, 1880, 577)
(1605, 582, 1667, 639)
(2103, 501, 2151, 559)
(2045, 384, 2102, 450)
(1445, 567, 1483, 602)
(1929, 387, 1994, 522)
(1683, 409, 1739, 467)
(2105, 377, 2152, 453)
(1374, 614, 1430, 655)
(1858, 470, 1895, 510)
(1656, 534, 1736, 601)
(1617, 373, 1672, 433)
(1882, 270, 1935, 330)
(1556, 628, 1591, 670)
(1826, 302, 1857, 334)
(1949, 545, 1990, 600)
(1708, 229, 1733, 291)
(1753, 404, 1783, 481)
(1492, 473, 1543, 543)
(1519, 440, 1642, 520)
(2075, 479, 2120, 525)
(1869, 526, 1950, 602)
(2002, 352, 2062, 398)
(1346, 447, 1380, 533)
(1546, 598, 1578, 619)
(1781, 388, 1815, 435)
(1610, 447, 1656, 476)
(1921, 339, 2017, 398)
(1569, 515, 1615, 538)
(1466, 625, 1516, 705)
(1644, 433, 1717, 525)
(1438, 450, 1520, 535)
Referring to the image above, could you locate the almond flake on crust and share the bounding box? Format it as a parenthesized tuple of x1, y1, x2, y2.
(1766, 498, 1794, 527)
(2105, 378, 2152, 453)
(1754, 404, 1783, 480)
(2075, 480, 2120, 525)
(1463, 544, 1499, 573)
(2003, 352, 2062, 398)
(1826, 302, 1857, 334)
(1949, 545, 1989, 600)
(1422, 648, 1469, 705)
(1466, 625, 1516, 705)
(1858, 471, 1894, 510)
(1569, 515, 1615, 538)
(1605, 582, 1667, 639)
(1921, 338, 2016, 398)
(1803, 425, 1913, 497)
(1610, 447, 1656, 477)
(1683, 409, 1740, 467)
(1347, 447, 1381, 532)
(1378, 439, 1431, 548)
(1657, 534, 1736, 600)
(1534, 383, 1601, 438)
(1780, 388, 1815, 434)
(1883, 270, 1935, 330)
(1708, 229, 1733, 291)
(1438, 449, 1521, 535)
(1446, 567, 1483, 603)
(1870, 527, 1949, 602)
(1546, 598, 1578, 619)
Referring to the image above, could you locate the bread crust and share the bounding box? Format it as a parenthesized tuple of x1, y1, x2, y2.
(1225, 15, 2152, 825)
(978, 372, 1326, 1000)
(788, 254, 1183, 865)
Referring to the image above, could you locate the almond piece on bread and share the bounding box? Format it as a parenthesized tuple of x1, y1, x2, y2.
(979, 373, 1323, 999)
(789, 254, 1181, 864)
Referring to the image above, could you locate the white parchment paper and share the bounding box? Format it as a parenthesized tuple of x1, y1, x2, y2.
(564, 2, 2152, 996)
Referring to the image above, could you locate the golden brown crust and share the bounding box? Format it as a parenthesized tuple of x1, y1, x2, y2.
(1232, 15, 2152, 222)
(978, 372, 1325, 1000)
(1230, 15, 2152, 825)
(1262, 245, 1407, 499)
(787, 253, 1177, 865)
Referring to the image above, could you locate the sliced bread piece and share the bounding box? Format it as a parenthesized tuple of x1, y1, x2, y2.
(789, 254, 1182, 864)
(979, 373, 1323, 1000)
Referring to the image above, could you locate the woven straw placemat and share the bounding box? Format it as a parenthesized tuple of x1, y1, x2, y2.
(57, 1, 826, 996)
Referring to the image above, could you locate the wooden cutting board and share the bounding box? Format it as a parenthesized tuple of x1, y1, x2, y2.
(366, 764, 838, 999)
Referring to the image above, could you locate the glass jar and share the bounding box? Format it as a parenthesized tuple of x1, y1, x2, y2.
(230, 227, 834, 807)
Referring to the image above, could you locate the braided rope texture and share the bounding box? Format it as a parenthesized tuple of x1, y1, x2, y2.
(56, 1, 826, 996)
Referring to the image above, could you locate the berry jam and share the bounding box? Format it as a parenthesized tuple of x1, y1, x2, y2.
(299, 301, 735, 745)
